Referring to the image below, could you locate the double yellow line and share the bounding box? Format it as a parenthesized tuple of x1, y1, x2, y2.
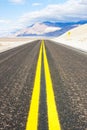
(26, 40, 61, 130)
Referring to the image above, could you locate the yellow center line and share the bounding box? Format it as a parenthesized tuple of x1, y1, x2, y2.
(43, 40, 61, 130)
(26, 42, 43, 130)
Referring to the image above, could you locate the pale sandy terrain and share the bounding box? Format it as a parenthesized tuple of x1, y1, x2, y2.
(52, 24, 87, 52)
(0, 37, 35, 42)
(0, 37, 35, 53)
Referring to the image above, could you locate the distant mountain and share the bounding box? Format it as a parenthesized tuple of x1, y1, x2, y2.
(43, 20, 87, 27)
(12, 20, 87, 37)
(43, 25, 77, 37)
(14, 22, 61, 37)
(42, 21, 76, 28)
(76, 20, 87, 24)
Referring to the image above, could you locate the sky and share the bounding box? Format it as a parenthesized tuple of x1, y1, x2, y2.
(0, 0, 87, 35)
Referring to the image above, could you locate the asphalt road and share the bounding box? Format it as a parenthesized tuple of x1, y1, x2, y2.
(0, 40, 87, 130)
(45, 40, 87, 130)
(0, 40, 40, 130)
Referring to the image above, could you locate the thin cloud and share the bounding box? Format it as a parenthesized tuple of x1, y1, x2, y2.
(32, 3, 42, 6)
(19, 0, 87, 25)
(9, 0, 25, 4)
(0, 19, 11, 24)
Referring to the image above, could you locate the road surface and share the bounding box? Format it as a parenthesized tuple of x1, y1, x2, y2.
(0, 40, 87, 130)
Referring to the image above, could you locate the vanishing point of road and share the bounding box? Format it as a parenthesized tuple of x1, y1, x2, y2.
(0, 40, 87, 130)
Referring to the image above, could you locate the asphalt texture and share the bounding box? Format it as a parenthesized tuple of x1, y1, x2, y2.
(0, 40, 40, 130)
(0, 40, 87, 130)
(45, 40, 87, 130)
